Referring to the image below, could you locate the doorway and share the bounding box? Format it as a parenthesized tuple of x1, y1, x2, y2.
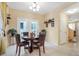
(67, 21, 79, 44)
(68, 22, 77, 43)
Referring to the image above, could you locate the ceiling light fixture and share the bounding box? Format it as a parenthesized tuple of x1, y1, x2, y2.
(66, 9, 78, 14)
(29, 2, 40, 12)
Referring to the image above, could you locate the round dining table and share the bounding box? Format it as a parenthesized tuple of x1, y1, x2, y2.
(22, 36, 39, 53)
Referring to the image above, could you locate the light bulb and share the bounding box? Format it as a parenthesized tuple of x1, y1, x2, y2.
(29, 6, 32, 10)
(36, 8, 39, 11)
(32, 3, 36, 7)
(33, 9, 36, 12)
(36, 2, 38, 4)
(29, 2, 40, 12)
(37, 5, 40, 9)
(66, 9, 78, 14)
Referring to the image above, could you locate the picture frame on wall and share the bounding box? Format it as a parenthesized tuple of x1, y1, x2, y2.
(50, 18, 55, 27)
(51, 20, 54, 27)
(44, 18, 55, 27)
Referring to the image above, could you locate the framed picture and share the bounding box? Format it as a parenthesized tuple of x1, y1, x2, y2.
(51, 22, 54, 27)
(51, 18, 55, 27)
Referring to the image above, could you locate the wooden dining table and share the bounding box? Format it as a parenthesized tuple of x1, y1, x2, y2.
(22, 36, 39, 53)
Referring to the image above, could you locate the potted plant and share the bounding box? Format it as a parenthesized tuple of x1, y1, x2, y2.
(7, 28, 17, 37)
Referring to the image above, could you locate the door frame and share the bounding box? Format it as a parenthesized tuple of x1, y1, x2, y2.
(67, 20, 79, 43)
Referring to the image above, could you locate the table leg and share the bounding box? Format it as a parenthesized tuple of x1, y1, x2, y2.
(29, 40, 33, 53)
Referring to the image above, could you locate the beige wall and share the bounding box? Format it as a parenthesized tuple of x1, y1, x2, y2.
(8, 8, 45, 32)
(5, 8, 45, 46)
(0, 5, 45, 54)
(60, 12, 68, 44)
(45, 10, 60, 46)
(44, 6, 70, 46)
(0, 3, 75, 54)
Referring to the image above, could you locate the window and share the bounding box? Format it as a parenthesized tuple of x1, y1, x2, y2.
(17, 18, 39, 37)
(31, 22, 36, 32)
(20, 22, 24, 29)
(19, 21, 28, 34)
(31, 21, 38, 37)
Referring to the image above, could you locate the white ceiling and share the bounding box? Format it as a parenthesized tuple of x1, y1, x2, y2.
(64, 3, 79, 20)
(7, 2, 74, 15)
(64, 3, 79, 14)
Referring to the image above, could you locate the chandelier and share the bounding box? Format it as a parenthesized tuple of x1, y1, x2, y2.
(29, 2, 40, 12)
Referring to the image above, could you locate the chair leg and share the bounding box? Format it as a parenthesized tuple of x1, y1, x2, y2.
(43, 45, 45, 53)
(38, 46, 41, 56)
(28, 45, 30, 52)
(24, 46, 27, 53)
(16, 45, 18, 54)
(18, 46, 21, 56)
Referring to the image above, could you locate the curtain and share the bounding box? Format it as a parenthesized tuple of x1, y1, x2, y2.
(0, 9, 3, 37)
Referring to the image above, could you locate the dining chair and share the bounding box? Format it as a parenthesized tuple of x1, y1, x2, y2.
(32, 32, 46, 56)
(15, 34, 29, 56)
(23, 32, 29, 37)
(30, 32, 35, 38)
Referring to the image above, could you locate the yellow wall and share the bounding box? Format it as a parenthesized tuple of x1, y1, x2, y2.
(0, 2, 1, 54)
(0, 2, 8, 54)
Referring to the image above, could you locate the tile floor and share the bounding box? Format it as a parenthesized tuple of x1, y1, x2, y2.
(1, 42, 79, 56)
